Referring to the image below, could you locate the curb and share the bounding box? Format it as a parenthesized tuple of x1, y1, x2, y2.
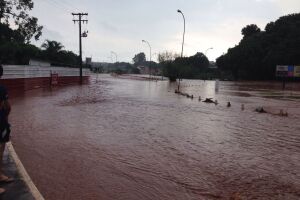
(6, 142, 45, 200)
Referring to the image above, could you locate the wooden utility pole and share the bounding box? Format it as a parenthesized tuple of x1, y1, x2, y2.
(72, 13, 88, 84)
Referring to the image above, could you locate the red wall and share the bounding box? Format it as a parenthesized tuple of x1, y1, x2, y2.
(0, 76, 90, 97)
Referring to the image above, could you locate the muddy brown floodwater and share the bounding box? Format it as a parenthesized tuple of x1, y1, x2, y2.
(9, 75, 300, 200)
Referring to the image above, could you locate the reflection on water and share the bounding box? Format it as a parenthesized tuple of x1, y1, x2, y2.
(10, 75, 300, 200)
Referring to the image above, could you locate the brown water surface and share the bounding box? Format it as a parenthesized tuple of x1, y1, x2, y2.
(10, 75, 300, 200)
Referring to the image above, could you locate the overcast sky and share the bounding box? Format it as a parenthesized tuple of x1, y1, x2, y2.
(31, 0, 300, 63)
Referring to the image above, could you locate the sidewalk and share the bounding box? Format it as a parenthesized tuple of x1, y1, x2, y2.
(1, 145, 36, 200)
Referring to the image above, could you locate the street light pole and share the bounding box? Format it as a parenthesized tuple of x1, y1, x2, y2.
(205, 47, 213, 56)
(177, 10, 185, 58)
(111, 51, 118, 62)
(142, 40, 152, 80)
(177, 9, 185, 91)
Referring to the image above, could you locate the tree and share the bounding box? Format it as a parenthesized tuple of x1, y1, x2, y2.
(0, 40, 40, 64)
(41, 40, 64, 61)
(158, 51, 179, 81)
(40, 40, 80, 66)
(0, 0, 43, 42)
(41, 40, 64, 53)
(132, 52, 146, 65)
(158, 51, 179, 63)
(186, 52, 209, 70)
(241, 24, 261, 38)
(0, 18, 78, 66)
(0, 23, 24, 43)
(160, 52, 210, 81)
(265, 22, 275, 33)
(55, 50, 79, 66)
(217, 13, 300, 80)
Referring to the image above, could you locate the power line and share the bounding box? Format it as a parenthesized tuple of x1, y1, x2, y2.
(42, 0, 68, 12)
(58, 0, 79, 11)
(50, 0, 73, 12)
(44, 0, 80, 14)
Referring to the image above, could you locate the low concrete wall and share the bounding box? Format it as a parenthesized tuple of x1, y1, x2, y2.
(0, 65, 90, 95)
(2, 65, 90, 79)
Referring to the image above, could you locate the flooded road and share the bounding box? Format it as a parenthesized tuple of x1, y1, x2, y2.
(10, 75, 300, 200)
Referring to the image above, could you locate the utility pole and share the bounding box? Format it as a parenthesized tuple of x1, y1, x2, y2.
(72, 13, 88, 84)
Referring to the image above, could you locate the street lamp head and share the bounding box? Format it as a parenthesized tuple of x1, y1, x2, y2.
(177, 9, 182, 13)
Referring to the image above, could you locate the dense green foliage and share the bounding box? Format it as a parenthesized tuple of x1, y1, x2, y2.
(130, 52, 161, 74)
(0, 23, 40, 64)
(40, 40, 79, 66)
(0, 24, 79, 65)
(216, 13, 300, 80)
(105, 62, 139, 74)
(160, 52, 210, 81)
(132, 52, 146, 66)
(0, 0, 43, 42)
(0, 1, 79, 66)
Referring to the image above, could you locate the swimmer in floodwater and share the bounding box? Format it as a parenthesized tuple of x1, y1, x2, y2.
(227, 102, 231, 107)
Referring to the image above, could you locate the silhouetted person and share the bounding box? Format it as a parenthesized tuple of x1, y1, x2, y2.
(0, 64, 13, 195)
(227, 102, 231, 107)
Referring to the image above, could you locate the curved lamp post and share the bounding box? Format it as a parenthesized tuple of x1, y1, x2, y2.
(205, 47, 213, 56)
(177, 9, 185, 58)
(111, 51, 118, 63)
(142, 40, 152, 79)
(177, 9, 185, 91)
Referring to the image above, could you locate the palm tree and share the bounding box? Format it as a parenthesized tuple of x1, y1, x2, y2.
(41, 40, 65, 62)
(41, 40, 64, 54)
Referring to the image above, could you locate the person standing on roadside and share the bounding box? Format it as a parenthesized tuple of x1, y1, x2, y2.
(0, 64, 13, 195)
